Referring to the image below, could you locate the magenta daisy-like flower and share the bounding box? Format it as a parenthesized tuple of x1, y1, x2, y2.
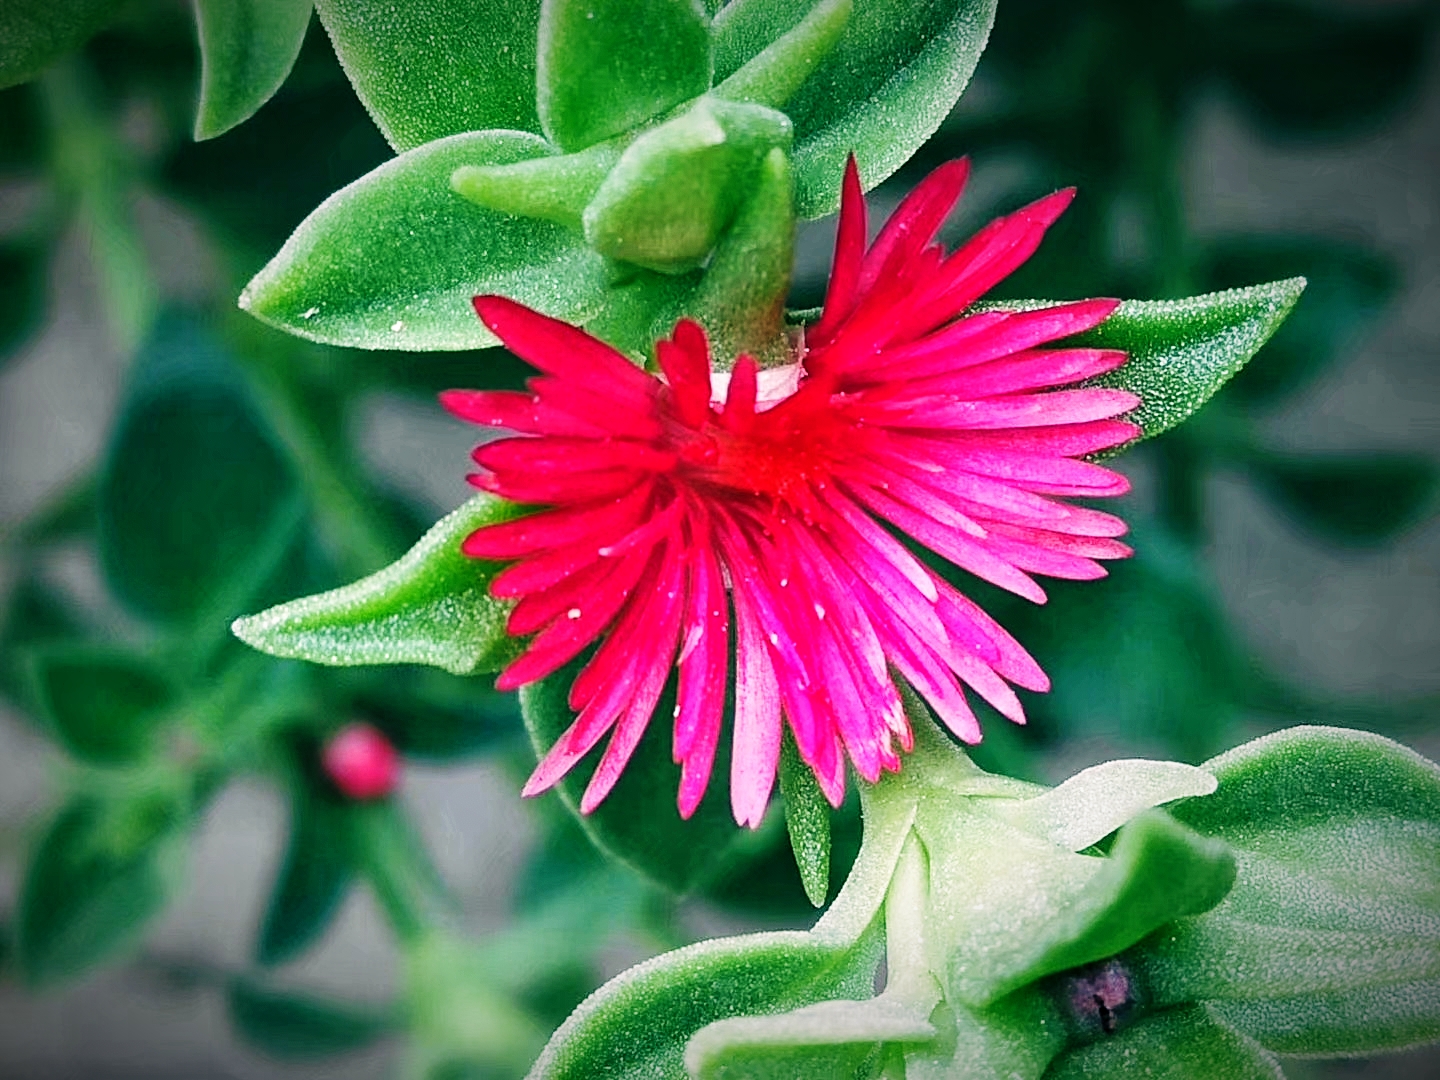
(441, 157, 1140, 826)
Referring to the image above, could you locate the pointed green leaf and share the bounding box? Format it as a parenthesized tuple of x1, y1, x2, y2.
(948, 811, 1235, 1007)
(713, 0, 997, 218)
(687, 996, 934, 1078)
(1000, 759, 1217, 853)
(228, 979, 392, 1058)
(233, 495, 522, 676)
(16, 789, 189, 986)
(780, 733, 831, 908)
(538, 0, 711, 151)
(29, 646, 174, 766)
(452, 139, 622, 231)
(997, 278, 1306, 442)
(1132, 726, 1440, 1057)
(98, 313, 300, 625)
(242, 130, 611, 350)
(193, 0, 313, 140)
(521, 660, 752, 894)
(1047, 1005, 1283, 1080)
(256, 783, 354, 966)
(1249, 451, 1437, 547)
(713, 0, 851, 111)
(313, 0, 541, 150)
(0, 0, 119, 90)
(582, 97, 792, 273)
(528, 922, 882, 1080)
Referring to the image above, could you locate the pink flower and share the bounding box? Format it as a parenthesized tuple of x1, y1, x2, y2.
(442, 158, 1139, 826)
(324, 723, 401, 800)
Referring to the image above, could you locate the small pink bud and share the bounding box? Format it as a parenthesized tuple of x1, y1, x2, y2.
(323, 723, 400, 800)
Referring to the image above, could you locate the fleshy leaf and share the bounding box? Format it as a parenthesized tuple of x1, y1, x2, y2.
(1046, 1005, 1283, 1080)
(1131, 726, 1440, 1057)
(98, 313, 301, 626)
(228, 979, 392, 1058)
(779, 733, 832, 908)
(521, 662, 752, 895)
(193, 0, 313, 140)
(256, 781, 355, 966)
(686, 996, 934, 1078)
(16, 789, 188, 987)
(313, 0, 541, 150)
(1248, 451, 1437, 547)
(713, 0, 997, 218)
(0, 0, 119, 90)
(527, 922, 882, 1080)
(537, 0, 712, 152)
(712, 0, 852, 112)
(233, 495, 520, 675)
(28, 646, 174, 766)
(241, 130, 610, 351)
(995, 278, 1305, 442)
(999, 759, 1217, 853)
(582, 97, 792, 273)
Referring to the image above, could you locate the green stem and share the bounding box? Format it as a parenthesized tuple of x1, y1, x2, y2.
(353, 801, 455, 945)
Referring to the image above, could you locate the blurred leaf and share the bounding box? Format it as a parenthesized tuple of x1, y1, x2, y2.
(537, 0, 711, 151)
(98, 312, 299, 626)
(4, 473, 96, 548)
(1132, 726, 1440, 1056)
(1016, 278, 1305, 442)
(1207, 0, 1429, 137)
(0, 240, 46, 363)
(522, 661, 753, 894)
(29, 646, 174, 766)
(241, 130, 610, 351)
(713, 0, 998, 218)
(779, 733, 831, 908)
(16, 789, 188, 987)
(527, 922, 883, 1079)
(233, 494, 521, 676)
(313, 0, 541, 150)
(0, 0, 120, 90)
(256, 782, 354, 966)
(1046, 1004, 1283, 1080)
(228, 978, 392, 1058)
(1248, 451, 1438, 547)
(0, 575, 86, 713)
(1200, 238, 1398, 406)
(193, 0, 313, 140)
(350, 670, 518, 761)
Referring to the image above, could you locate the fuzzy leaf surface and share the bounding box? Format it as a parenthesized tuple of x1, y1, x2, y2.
(1131, 726, 1440, 1056)
(0, 0, 118, 90)
(713, 0, 996, 217)
(314, 0, 541, 150)
(241, 130, 609, 351)
(1045, 1005, 1282, 1080)
(193, 0, 313, 139)
(233, 495, 521, 676)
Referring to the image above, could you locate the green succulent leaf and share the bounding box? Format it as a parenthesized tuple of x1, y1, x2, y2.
(256, 782, 355, 966)
(780, 733, 832, 908)
(16, 788, 189, 987)
(28, 646, 174, 766)
(713, 0, 998, 218)
(687, 996, 934, 1078)
(0, 0, 120, 90)
(98, 313, 300, 626)
(313, 0, 541, 150)
(713, 0, 852, 112)
(193, 0, 313, 140)
(1045, 1005, 1283, 1080)
(242, 130, 613, 351)
(1199, 237, 1397, 406)
(521, 661, 752, 895)
(1131, 726, 1440, 1057)
(582, 97, 792, 273)
(233, 494, 521, 676)
(527, 921, 882, 1080)
(538, 0, 712, 152)
(228, 979, 392, 1058)
(1248, 451, 1438, 547)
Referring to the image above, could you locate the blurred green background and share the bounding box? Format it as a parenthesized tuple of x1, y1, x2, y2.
(0, 0, 1437, 1077)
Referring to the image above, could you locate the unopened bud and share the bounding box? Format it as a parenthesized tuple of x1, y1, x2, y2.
(323, 723, 400, 800)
